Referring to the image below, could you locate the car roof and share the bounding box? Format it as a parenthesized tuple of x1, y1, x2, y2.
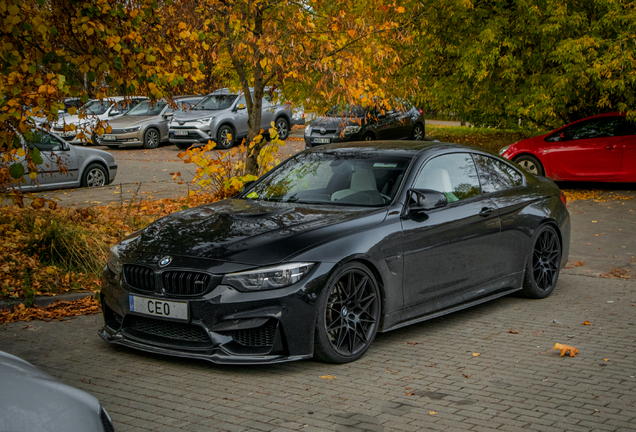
(305, 141, 468, 157)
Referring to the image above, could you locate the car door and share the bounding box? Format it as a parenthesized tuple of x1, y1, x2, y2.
(233, 94, 249, 139)
(375, 108, 401, 140)
(393, 105, 413, 139)
(546, 117, 624, 179)
(30, 131, 79, 188)
(401, 152, 501, 314)
(260, 94, 275, 130)
(618, 118, 636, 180)
(472, 154, 530, 280)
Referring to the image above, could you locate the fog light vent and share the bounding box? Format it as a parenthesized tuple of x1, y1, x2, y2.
(231, 320, 277, 347)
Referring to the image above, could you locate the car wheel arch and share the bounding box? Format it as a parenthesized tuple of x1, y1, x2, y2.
(324, 256, 388, 329)
(512, 152, 549, 174)
(81, 160, 109, 186)
(524, 219, 563, 269)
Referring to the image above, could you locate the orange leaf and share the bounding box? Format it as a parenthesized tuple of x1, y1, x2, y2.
(554, 343, 578, 357)
(583, 321, 591, 325)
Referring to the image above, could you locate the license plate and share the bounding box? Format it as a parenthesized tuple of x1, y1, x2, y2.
(103, 135, 116, 141)
(174, 130, 188, 136)
(313, 138, 330, 144)
(129, 295, 189, 321)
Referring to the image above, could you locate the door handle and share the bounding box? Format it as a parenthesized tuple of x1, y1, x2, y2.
(605, 145, 616, 150)
(479, 207, 495, 217)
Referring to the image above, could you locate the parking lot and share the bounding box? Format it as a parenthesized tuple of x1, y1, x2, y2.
(3, 136, 636, 432)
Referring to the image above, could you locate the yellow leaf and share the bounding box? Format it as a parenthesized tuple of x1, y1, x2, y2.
(17, 148, 25, 157)
(260, 58, 268, 69)
(29, 171, 37, 179)
(429, 411, 437, 415)
(397, 6, 406, 13)
(68, 107, 77, 116)
(553, 342, 578, 357)
(472, 353, 480, 357)
(319, 375, 337, 379)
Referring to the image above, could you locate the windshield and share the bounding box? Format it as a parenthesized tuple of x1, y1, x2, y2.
(243, 151, 412, 206)
(194, 94, 237, 110)
(83, 100, 110, 115)
(126, 101, 167, 116)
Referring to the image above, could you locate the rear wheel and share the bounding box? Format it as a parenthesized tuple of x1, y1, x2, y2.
(216, 125, 234, 149)
(275, 117, 290, 140)
(411, 123, 424, 141)
(143, 128, 160, 149)
(81, 163, 108, 188)
(514, 155, 544, 176)
(314, 262, 381, 363)
(521, 225, 561, 299)
(362, 132, 374, 141)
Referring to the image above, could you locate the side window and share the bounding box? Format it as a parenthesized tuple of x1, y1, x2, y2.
(414, 153, 481, 202)
(563, 117, 625, 140)
(236, 95, 246, 108)
(473, 155, 523, 193)
(30, 131, 64, 151)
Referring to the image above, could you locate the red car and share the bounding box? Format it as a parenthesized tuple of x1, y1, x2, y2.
(500, 112, 636, 182)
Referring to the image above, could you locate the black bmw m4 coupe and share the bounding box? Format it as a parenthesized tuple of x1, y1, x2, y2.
(99, 141, 570, 364)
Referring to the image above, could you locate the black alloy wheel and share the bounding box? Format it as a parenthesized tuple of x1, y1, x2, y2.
(216, 125, 234, 149)
(276, 118, 290, 140)
(412, 123, 424, 141)
(514, 154, 545, 176)
(314, 262, 380, 363)
(521, 225, 561, 299)
(143, 128, 160, 149)
(81, 163, 108, 188)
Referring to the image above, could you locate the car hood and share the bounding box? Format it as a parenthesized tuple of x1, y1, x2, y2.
(107, 115, 157, 128)
(54, 113, 102, 127)
(121, 198, 387, 267)
(172, 109, 228, 123)
(0, 351, 103, 432)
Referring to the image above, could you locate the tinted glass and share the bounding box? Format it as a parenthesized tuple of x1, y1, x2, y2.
(30, 131, 65, 151)
(126, 101, 167, 116)
(473, 155, 523, 193)
(194, 94, 237, 110)
(564, 117, 626, 140)
(244, 151, 412, 206)
(414, 153, 481, 202)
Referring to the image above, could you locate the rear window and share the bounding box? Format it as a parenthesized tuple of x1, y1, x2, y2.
(473, 155, 523, 193)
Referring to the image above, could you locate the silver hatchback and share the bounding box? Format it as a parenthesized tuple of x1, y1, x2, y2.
(97, 96, 202, 149)
(169, 88, 293, 149)
(9, 130, 117, 192)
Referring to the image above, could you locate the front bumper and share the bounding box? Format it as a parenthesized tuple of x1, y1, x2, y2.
(168, 127, 214, 145)
(98, 131, 144, 147)
(99, 262, 332, 365)
(304, 133, 359, 149)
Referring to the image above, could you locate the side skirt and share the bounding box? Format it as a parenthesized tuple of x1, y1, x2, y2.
(380, 287, 522, 333)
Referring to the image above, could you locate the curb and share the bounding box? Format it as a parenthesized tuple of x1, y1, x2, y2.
(0, 291, 98, 311)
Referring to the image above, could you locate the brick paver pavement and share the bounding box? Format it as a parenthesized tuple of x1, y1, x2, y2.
(1, 273, 635, 431)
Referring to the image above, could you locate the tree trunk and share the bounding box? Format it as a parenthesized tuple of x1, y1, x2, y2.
(245, 87, 264, 175)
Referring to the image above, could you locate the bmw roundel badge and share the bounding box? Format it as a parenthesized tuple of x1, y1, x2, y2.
(159, 256, 172, 267)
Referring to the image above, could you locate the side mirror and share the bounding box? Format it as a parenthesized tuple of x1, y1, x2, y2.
(408, 188, 448, 212)
(109, 109, 121, 117)
(163, 112, 173, 118)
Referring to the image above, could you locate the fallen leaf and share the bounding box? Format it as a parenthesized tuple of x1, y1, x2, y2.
(429, 411, 437, 415)
(319, 375, 337, 380)
(603, 359, 609, 361)
(574, 261, 585, 266)
(472, 353, 480, 357)
(583, 321, 592, 325)
(508, 328, 519, 334)
(406, 341, 418, 346)
(554, 343, 578, 357)
(405, 392, 415, 396)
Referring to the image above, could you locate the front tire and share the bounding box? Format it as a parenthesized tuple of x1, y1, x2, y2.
(521, 225, 561, 299)
(514, 154, 545, 176)
(81, 163, 108, 188)
(143, 128, 160, 149)
(314, 262, 381, 364)
(216, 125, 234, 149)
(362, 132, 374, 141)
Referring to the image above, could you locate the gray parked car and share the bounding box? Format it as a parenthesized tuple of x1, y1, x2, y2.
(169, 88, 293, 149)
(0, 350, 115, 432)
(12, 130, 117, 192)
(97, 96, 203, 149)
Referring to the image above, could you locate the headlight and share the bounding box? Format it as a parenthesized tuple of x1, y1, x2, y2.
(107, 245, 123, 274)
(222, 263, 314, 291)
(499, 145, 511, 156)
(304, 126, 313, 136)
(122, 126, 141, 133)
(196, 117, 212, 124)
(343, 125, 361, 135)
